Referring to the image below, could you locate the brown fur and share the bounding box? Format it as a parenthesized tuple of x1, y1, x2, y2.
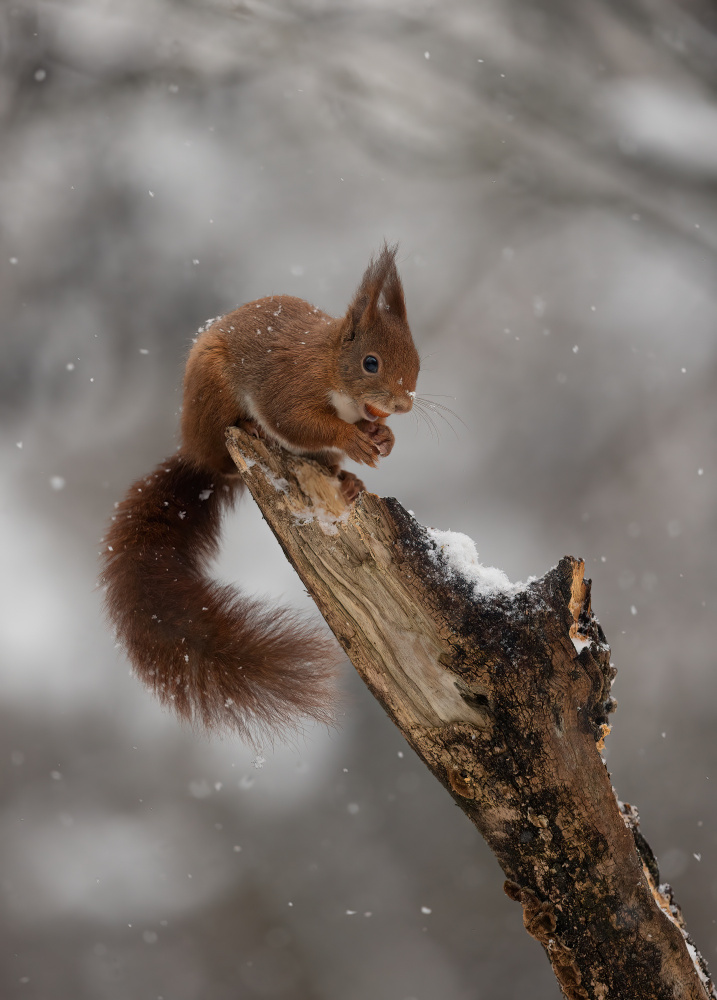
(101, 244, 419, 741)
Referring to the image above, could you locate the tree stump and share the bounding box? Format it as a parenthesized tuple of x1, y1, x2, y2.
(225, 426, 714, 1000)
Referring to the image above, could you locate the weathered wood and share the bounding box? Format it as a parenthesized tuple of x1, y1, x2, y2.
(226, 426, 714, 1000)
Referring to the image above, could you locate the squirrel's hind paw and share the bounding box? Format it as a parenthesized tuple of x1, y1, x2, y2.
(337, 470, 365, 503)
(237, 419, 267, 440)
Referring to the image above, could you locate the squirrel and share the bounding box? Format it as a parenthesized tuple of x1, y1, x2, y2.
(101, 244, 420, 742)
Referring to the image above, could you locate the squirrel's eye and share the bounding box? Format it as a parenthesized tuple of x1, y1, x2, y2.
(363, 355, 379, 373)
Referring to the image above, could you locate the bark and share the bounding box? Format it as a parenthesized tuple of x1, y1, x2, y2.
(226, 426, 714, 1000)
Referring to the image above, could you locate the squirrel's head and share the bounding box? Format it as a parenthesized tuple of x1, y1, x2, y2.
(336, 243, 420, 421)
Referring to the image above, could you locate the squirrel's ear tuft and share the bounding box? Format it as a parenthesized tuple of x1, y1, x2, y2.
(349, 242, 407, 327)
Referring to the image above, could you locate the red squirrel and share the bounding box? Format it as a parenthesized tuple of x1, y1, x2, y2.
(101, 244, 420, 741)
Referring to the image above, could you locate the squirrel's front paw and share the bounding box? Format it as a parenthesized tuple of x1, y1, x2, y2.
(357, 420, 395, 457)
(344, 429, 380, 467)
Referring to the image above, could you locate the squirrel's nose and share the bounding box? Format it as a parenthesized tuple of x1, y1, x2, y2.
(394, 395, 412, 414)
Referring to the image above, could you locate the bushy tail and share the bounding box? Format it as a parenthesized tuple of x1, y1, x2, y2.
(100, 454, 338, 742)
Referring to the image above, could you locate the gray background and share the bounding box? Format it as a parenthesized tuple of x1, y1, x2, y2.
(1, 1, 716, 997)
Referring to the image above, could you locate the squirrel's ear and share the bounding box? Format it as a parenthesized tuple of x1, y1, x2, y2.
(382, 256, 407, 321)
(349, 242, 406, 327)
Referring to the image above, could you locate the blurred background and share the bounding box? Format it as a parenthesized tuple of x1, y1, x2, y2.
(1, 0, 716, 997)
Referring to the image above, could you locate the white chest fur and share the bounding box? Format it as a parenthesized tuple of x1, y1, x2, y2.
(328, 390, 363, 424)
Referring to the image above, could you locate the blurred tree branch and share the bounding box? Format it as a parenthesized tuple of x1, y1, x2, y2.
(226, 426, 714, 1000)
